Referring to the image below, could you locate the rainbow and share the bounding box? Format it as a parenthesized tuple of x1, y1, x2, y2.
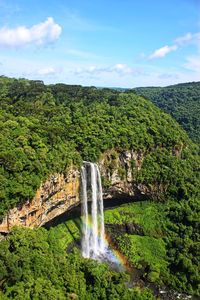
(103, 231, 133, 273)
(81, 215, 132, 273)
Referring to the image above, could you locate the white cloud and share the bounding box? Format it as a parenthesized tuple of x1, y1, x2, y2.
(184, 56, 200, 73)
(74, 63, 135, 76)
(0, 17, 62, 48)
(175, 33, 194, 45)
(149, 45, 178, 59)
(158, 73, 179, 80)
(110, 64, 134, 74)
(36, 67, 61, 76)
(175, 32, 200, 46)
(175, 33, 200, 74)
(2, 53, 199, 87)
(148, 31, 200, 61)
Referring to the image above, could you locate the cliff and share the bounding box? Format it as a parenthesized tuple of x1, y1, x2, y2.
(0, 148, 179, 233)
(99, 149, 145, 199)
(0, 167, 80, 233)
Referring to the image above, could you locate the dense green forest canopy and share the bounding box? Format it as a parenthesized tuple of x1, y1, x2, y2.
(0, 225, 156, 300)
(104, 199, 200, 297)
(0, 76, 199, 298)
(0, 75, 199, 217)
(134, 82, 200, 145)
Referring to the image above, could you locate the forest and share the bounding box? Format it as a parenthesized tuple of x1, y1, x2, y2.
(0, 76, 199, 299)
(134, 82, 200, 145)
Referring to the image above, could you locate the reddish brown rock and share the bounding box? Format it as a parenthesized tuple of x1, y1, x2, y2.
(0, 167, 80, 233)
(0, 148, 179, 233)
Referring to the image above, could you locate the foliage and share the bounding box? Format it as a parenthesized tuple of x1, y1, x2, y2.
(137, 147, 200, 201)
(0, 76, 199, 218)
(104, 200, 200, 295)
(0, 226, 155, 300)
(134, 82, 200, 144)
(117, 234, 168, 282)
(105, 202, 168, 284)
(104, 201, 165, 237)
(164, 197, 200, 295)
(0, 76, 199, 297)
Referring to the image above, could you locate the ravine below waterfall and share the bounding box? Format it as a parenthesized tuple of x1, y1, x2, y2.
(42, 161, 199, 300)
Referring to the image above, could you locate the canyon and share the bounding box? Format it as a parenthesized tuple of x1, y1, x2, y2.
(0, 149, 169, 233)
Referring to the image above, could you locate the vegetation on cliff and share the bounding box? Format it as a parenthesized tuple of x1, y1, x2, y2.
(105, 200, 200, 296)
(0, 76, 199, 217)
(0, 76, 199, 298)
(134, 82, 200, 145)
(0, 226, 155, 300)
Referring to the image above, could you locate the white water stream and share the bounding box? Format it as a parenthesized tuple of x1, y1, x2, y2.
(81, 162, 105, 258)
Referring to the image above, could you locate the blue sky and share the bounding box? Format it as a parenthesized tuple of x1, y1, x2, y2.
(0, 0, 200, 87)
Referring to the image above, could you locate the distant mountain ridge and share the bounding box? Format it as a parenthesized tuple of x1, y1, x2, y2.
(134, 81, 200, 145)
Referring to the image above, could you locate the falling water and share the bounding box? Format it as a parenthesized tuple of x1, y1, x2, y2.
(81, 162, 105, 258)
(97, 166, 105, 253)
(81, 165, 90, 258)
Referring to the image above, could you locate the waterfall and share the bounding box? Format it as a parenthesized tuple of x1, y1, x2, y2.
(81, 162, 105, 258)
(81, 165, 90, 258)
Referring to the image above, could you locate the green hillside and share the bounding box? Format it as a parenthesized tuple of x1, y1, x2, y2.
(0, 76, 199, 217)
(134, 82, 200, 145)
(0, 76, 199, 298)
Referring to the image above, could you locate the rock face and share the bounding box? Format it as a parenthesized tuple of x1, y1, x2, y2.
(0, 149, 155, 233)
(99, 149, 147, 200)
(106, 223, 144, 236)
(0, 168, 80, 233)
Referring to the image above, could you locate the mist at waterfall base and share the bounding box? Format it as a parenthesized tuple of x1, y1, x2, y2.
(81, 162, 128, 271)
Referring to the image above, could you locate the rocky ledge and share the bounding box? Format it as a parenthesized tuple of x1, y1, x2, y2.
(0, 167, 80, 233)
(0, 149, 168, 233)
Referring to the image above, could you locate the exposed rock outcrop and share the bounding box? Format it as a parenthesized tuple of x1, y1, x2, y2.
(0, 148, 175, 233)
(99, 149, 147, 200)
(106, 222, 144, 236)
(0, 167, 80, 233)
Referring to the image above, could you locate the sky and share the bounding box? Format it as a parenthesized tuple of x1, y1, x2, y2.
(0, 0, 200, 88)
